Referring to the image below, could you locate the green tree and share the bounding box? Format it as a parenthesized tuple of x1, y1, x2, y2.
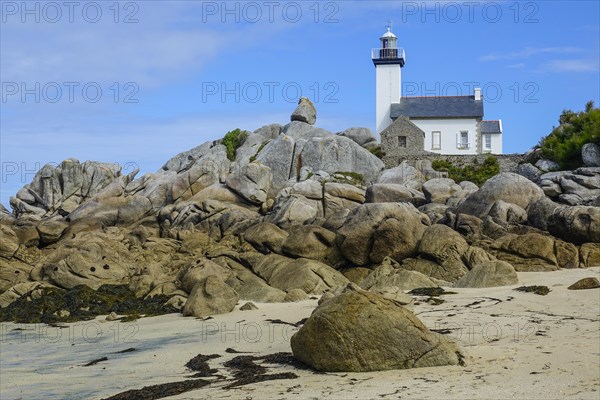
(538, 101, 600, 169)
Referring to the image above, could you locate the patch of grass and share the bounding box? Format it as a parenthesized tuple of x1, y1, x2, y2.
(431, 156, 500, 186)
(333, 171, 365, 186)
(368, 146, 384, 159)
(0, 284, 178, 324)
(249, 142, 268, 163)
(222, 128, 249, 161)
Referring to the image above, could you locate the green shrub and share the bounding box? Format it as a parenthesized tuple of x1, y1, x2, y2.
(538, 101, 600, 169)
(368, 146, 384, 159)
(222, 128, 249, 161)
(431, 156, 499, 186)
(249, 142, 267, 163)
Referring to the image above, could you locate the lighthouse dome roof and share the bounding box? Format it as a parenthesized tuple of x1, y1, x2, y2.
(380, 28, 397, 39)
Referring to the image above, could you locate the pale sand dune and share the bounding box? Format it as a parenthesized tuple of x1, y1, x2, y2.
(1, 267, 599, 400)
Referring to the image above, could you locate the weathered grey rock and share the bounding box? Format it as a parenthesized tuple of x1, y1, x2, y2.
(253, 123, 282, 140)
(225, 162, 272, 205)
(414, 224, 470, 281)
(208, 255, 287, 303)
(580, 243, 600, 268)
(0, 225, 19, 259)
(422, 178, 462, 204)
(488, 232, 578, 271)
(282, 121, 330, 141)
(299, 136, 384, 185)
(291, 284, 463, 372)
(183, 275, 239, 317)
(11, 159, 125, 218)
(67, 195, 153, 230)
(568, 277, 600, 290)
(536, 159, 560, 172)
(265, 194, 322, 228)
(291, 97, 317, 125)
(337, 127, 376, 146)
(582, 143, 600, 167)
(323, 182, 365, 217)
(516, 163, 542, 182)
(378, 162, 426, 191)
(31, 231, 132, 289)
(36, 218, 68, 246)
(418, 203, 449, 224)
(162, 142, 214, 172)
(243, 222, 289, 254)
(455, 260, 518, 288)
(456, 173, 545, 218)
(178, 258, 229, 293)
(284, 288, 309, 302)
(488, 200, 528, 225)
(256, 134, 296, 189)
(281, 225, 341, 265)
(240, 302, 258, 311)
(291, 179, 323, 200)
(337, 203, 430, 266)
(547, 205, 600, 244)
(360, 257, 441, 291)
(527, 197, 560, 231)
(249, 253, 348, 295)
(365, 184, 426, 207)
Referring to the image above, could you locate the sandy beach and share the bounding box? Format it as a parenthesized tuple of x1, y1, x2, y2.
(1, 267, 598, 400)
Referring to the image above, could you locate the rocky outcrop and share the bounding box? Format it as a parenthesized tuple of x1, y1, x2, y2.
(291, 97, 317, 125)
(10, 159, 127, 218)
(456, 173, 545, 218)
(455, 260, 518, 288)
(538, 168, 600, 206)
(365, 184, 426, 206)
(378, 162, 425, 190)
(486, 232, 579, 271)
(291, 284, 463, 372)
(182, 275, 238, 317)
(547, 205, 600, 244)
(225, 162, 272, 205)
(337, 203, 430, 266)
(337, 127, 378, 148)
(422, 178, 462, 204)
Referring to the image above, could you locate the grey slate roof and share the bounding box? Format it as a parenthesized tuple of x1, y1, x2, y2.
(390, 96, 484, 119)
(481, 120, 502, 134)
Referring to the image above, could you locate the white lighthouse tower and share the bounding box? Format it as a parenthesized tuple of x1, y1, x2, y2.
(372, 24, 405, 134)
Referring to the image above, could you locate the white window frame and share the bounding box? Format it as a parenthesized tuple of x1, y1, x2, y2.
(484, 134, 492, 150)
(432, 131, 441, 150)
(457, 131, 469, 149)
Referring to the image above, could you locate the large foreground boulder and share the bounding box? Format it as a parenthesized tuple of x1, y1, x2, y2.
(291, 284, 463, 372)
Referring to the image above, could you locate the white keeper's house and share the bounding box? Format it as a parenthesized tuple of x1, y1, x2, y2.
(373, 26, 503, 155)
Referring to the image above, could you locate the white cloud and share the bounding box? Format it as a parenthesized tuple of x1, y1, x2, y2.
(479, 47, 586, 62)
(541, 59, 600, 73)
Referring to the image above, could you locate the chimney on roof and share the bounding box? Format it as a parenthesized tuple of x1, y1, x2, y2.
(474, 87, 482, 101)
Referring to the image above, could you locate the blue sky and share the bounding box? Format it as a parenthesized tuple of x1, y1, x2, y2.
(1, 0, 599, 207)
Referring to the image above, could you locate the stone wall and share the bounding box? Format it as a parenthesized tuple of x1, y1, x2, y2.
(383, 153, 526, 173)
(380, 117, 426, 160)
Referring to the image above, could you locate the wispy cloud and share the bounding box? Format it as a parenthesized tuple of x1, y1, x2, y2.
(540, 59, 600, 73)
(479, 47, 586, 62)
